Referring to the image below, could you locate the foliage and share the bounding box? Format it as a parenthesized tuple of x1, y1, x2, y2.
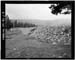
(49, 2, 72, 15)
(5, 15, 37, 30)
(5, 15, 13, 30)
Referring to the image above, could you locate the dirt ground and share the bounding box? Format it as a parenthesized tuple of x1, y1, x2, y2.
(5, 27, 71, 58)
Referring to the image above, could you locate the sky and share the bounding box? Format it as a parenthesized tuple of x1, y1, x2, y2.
(6, 4, 71, 21)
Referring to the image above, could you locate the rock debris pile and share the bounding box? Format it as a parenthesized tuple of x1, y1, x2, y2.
(31, 25, 71, 45)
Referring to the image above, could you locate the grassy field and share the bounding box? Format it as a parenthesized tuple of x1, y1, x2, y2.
(5, 25, 71, 58)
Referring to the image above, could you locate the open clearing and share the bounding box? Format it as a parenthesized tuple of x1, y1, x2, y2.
(5, 27, 71, 58)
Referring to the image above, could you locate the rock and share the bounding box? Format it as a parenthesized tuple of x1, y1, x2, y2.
(13, 48, 17, 50)
(52, 42, 57, 45)
(58, 56, 62, 58)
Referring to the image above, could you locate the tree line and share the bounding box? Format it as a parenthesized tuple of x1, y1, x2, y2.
(5, 15, 37, 30)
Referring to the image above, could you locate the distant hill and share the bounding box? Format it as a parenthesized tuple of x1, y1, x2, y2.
(10, 19, 71, 26)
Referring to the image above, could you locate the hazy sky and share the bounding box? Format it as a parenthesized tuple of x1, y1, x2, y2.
(6, 4, 71, 20)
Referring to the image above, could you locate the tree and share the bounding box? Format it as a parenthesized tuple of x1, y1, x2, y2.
(14, 20, 17, 27)
(49, 2, 72, 15)
(5, 15, 13, 30)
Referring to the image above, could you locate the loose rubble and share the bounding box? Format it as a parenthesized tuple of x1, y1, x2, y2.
(30, 25, 71, 45)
